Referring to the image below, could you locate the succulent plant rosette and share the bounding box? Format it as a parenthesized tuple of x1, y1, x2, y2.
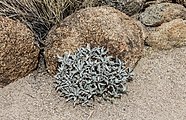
(54, 45, 134, 106)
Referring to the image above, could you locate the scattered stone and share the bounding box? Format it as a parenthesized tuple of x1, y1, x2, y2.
(44, 7, 145, 75)
(0, 16, 39, 86)
(176, 0, 186, 7)
(144, 0, 171, 9)
(139, 3, 186, 27)
(146, 19, 186, 49)
(98, 0, 145, 16)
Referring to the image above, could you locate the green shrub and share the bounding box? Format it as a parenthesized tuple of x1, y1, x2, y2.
(55, 45, 134, 106)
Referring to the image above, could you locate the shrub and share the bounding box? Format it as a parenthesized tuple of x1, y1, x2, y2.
(55, 45, 134, 106)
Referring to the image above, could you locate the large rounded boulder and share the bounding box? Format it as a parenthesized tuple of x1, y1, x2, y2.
(44, 6, 146, 75)
(0, 16, 39, 86)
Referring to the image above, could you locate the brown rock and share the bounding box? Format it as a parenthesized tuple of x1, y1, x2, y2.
(0, 16, 39, 86)
(44, 6, 145, 75)
(139, 3, 186, 27)
(146, 19, 186, 50)
(176, 0, 186, 7)
(99, 0, 145, 16)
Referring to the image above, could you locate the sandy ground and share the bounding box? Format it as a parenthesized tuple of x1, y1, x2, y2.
(0, 46, 186, 120)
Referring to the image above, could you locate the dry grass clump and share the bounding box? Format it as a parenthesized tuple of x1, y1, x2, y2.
(0, 0, 98, 40)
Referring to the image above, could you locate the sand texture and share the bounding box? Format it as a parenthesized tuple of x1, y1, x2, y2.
(0, 46, 186, 120)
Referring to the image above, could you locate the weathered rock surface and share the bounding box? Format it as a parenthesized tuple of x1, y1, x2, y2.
(176, 0, 186, 7)
(146, 19, 186, 49)
(44, 6, 145, 75)
(0, 16, 39, 86)
(99, 0, 145, 16)
(139, 3, 186, 27)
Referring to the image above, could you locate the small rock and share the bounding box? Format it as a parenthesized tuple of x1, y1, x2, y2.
(0, 16, 40, 86)
(139, 3, 186, 27)
(99, 0, 145, 16)
(44, 7, 145, 75)
(175, 0, 186, 7)
(146, 19, 186, 49)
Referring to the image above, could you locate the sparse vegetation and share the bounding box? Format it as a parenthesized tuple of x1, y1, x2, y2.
(0, 0, 99, 40)
(0, 0, 145, 40)
(55, 45, 134, 106)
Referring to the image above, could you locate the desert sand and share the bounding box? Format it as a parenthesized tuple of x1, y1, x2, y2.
(1, 46, 186, 120)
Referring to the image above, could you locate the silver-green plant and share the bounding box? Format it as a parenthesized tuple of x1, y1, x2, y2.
(55, 45, 133, 106)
